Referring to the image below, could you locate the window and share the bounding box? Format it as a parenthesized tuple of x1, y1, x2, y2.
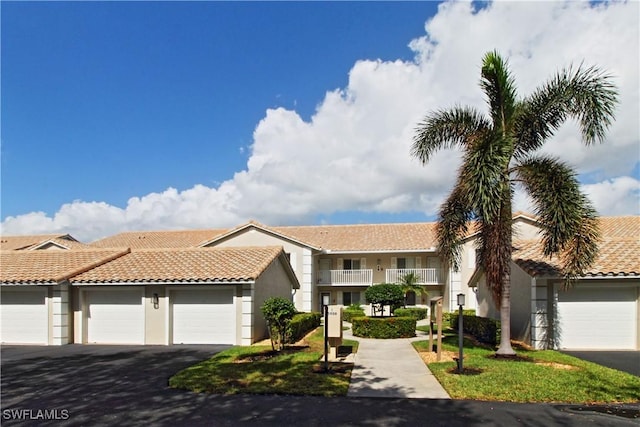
(343, 259, 361, 270)
(393, 257, 419, 269)
(342, 292, 361, 306)
(405, 291, 417, 306)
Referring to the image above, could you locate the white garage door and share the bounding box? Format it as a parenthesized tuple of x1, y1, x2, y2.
(172, 289, 236, 344)
(87, 289, 144, 344)
(557, 286, 637, 350)
(1, 287, 48, 344)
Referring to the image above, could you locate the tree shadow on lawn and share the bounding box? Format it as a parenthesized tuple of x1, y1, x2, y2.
(3, 346, 634, 426)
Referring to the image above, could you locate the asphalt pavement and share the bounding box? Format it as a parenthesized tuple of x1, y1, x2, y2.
(562, 351, 640, 376)
(1, 344, 638, 426)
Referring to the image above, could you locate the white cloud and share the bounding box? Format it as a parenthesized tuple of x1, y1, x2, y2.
(583, 177, 640, 216)
(2, 0, 638, 242)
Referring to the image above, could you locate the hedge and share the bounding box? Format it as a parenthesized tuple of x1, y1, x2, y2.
(343, 308, 366, 323)
(443, 309, 476, 323)
(351, 316, 416, 339)
(393, 307, 428, 320)
(450, 314, 498, 346)
(287, 312, 322, 343)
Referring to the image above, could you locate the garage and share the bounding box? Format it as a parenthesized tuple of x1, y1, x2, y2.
(171, 288, 236, 344)
(86, 289, 144, 344)
(557, 285, 638, 350)
(1, 287, 48, 344)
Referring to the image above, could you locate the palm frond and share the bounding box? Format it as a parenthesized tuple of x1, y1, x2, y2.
(515, 155, 598, 256)
(459, 132, 512, 222)
(559, 205, 600, 287)
(436, 184, 473, 271)
(411, 106, 490, 164)
(480, 51, 518, 134)
(513, 64, 618, 159)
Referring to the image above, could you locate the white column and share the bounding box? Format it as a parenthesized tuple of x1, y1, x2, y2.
(241, 284, 254, 345)
(51, 284, 69, 345)
(302, 248, 313, 312)
(530, 278, 549, 349)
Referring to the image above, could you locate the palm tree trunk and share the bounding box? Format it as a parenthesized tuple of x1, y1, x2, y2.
(496, 272, 516, 356)
(496, 190, 516, 356)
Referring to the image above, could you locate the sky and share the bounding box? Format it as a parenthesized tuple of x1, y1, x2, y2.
(1, 1, 638, 242)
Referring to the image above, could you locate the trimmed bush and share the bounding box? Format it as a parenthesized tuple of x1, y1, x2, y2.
(443, 309, 476, 323)
(287, 312, 322, 343)
(343, 307, 366, 323)
(451, 314, 498, 346)
(365, 284, 405, 316)
(393, 307, 428, 320)
(352, 316, 416, 339)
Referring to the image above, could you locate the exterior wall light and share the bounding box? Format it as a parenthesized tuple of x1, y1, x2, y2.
(152, 293, 159, 309)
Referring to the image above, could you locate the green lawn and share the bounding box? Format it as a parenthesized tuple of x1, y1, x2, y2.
(169, 327, 358, 396)
(413, 336, 640, 403)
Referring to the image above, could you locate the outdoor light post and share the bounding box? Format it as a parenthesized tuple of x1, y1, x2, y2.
(457, 293, 465, 373)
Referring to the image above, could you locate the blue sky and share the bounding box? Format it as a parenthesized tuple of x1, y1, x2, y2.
(2, 1, 638, 241)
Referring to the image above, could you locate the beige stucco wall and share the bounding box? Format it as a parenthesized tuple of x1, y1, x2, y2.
(144, 285, 166, 345)
(208, 228, 312, 312)
(72, 286, 81, 344)
(251, 256, 297, 344)
(509, 264, 534, 343)
(513, 218, 543, 240)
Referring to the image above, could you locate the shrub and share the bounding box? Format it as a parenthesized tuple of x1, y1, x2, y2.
(443, 309, 476, 322)
(394, 307, 428, 320)
(351, 316, 416, 339)
(287, 312, 322, 343)
(261, 297, 297, 350)
(365, 284, 405, 316)
(343, 306, 366, 322)
(450, 314, 498, 346)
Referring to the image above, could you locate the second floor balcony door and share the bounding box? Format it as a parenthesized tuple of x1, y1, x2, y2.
(342, 258, 363, 270)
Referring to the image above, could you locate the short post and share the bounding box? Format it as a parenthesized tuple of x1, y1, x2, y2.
(324, 305, 329, 372)
(436, 298, 443, 361)
(457, 293, 465, 373)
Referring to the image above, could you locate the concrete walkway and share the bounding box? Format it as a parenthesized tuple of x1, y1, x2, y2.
(344, 325, 451, 399)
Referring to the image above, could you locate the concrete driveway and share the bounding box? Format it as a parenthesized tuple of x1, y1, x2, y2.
(562, 351, 640, 376)
(1, 345, 638, 426)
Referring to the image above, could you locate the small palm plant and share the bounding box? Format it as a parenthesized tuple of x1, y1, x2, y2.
(399, 273, 427, 307)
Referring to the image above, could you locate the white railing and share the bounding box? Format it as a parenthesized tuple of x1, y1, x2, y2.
(386, 268, 440, 285)
(318, 269, 373, 286)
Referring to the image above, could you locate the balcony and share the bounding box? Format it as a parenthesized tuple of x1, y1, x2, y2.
(318, 269, 373, 286)
(386, 268, 441, 285)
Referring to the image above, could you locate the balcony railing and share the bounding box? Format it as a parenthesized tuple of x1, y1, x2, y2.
(386, 268, 440, 285)
(318, 269, 373, 286)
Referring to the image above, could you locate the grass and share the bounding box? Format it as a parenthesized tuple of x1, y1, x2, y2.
(413, 334, 640, 403)
(169, 327, 358, 396)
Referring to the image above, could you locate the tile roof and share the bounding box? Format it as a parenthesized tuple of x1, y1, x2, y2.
(153, 221, 440, 252)
(0, 249, 129, 284)
(270, 223, 439, 252)
(513, 216, 640, 277)
(30, 237, 92, 250)
(90, 229, 228, 249)
(70, 246, 285, 284)
(0, 234, 80, 251)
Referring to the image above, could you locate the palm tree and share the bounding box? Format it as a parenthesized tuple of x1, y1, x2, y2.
(411, 51, 617, 356)
(399, 272, 427, 307)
